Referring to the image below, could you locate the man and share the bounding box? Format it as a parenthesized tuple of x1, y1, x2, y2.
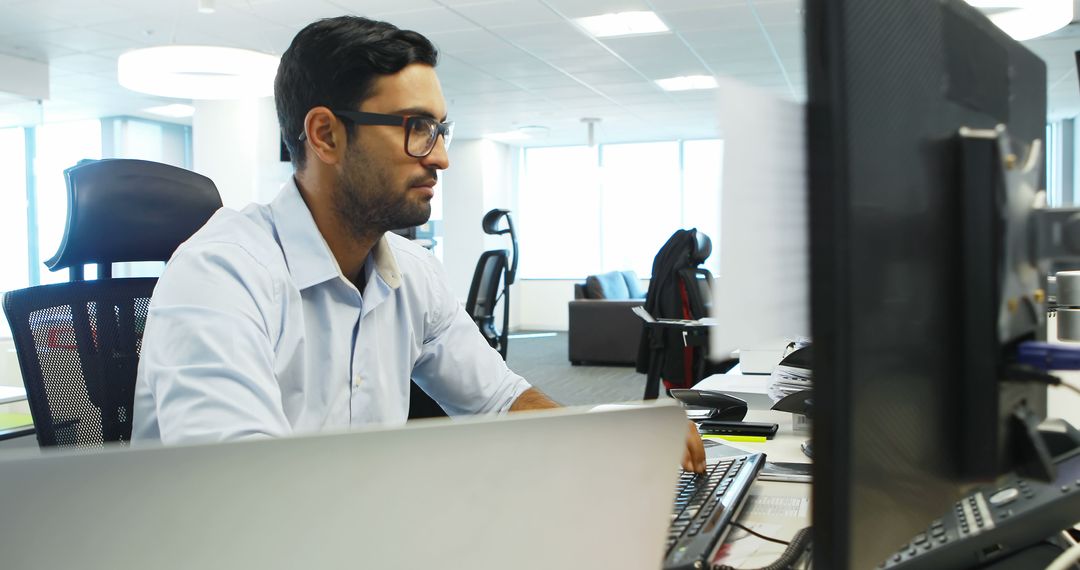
(131, 16, 705, 473)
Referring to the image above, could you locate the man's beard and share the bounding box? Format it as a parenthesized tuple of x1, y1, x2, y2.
(334, 144, 434, 240)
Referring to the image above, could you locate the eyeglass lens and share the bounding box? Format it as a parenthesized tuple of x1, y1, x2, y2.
(406, 117, 452, 157)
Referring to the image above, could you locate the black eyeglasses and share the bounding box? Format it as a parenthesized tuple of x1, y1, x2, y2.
(299, 110, 453, 158)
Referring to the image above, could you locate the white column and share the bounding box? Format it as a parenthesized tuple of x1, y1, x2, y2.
(192, 97, 291, 209)
(439, 139, 516, 303)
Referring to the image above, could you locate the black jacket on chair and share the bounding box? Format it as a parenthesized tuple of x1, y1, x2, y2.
(636, 228, 718, 399)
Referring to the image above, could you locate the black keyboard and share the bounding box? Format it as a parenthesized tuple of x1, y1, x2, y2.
(664, 452, 766, 570)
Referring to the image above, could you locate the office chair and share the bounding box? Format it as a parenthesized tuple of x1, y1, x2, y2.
(1, 159, 221, 447)
(636, 228, 733, 399)
(464, 208, 518, 360)
(408, 209, 518, 420)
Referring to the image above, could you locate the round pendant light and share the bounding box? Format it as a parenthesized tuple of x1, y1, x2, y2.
(118, 45, 279, 100)
(964, 0, 1073, 41)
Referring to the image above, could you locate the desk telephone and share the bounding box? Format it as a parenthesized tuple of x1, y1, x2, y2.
(882, 446, 1080, 569)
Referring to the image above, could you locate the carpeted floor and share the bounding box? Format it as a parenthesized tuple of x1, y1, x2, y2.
(504, 332, 649, 406)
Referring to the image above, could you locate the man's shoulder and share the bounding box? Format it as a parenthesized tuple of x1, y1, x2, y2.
(384, 231, 438, 272)
(170, 204, 287, 276)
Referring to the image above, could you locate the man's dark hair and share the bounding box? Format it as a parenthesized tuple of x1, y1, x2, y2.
(275, 16, 438, 170)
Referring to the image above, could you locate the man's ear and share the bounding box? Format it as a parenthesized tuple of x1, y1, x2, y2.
(303, 106, 345, 166)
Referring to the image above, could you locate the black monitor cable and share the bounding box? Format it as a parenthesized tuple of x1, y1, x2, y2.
(711, 526, 812, 570)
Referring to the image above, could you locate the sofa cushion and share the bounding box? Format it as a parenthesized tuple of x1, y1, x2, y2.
(622, 270, 646, 299)
(586, 271, 630, 299)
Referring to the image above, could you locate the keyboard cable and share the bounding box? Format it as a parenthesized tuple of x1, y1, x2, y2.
(711, 526, 812, 570)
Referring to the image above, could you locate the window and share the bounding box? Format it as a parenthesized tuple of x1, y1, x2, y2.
(0, 117, 192, 338)
(519, 146, 602, 278)
(0, 128, 27, 337)
(682, 139, 724, 273)
(518, 139, 723, 279)
(35, 120, 102, 285)
(600, 142, 681, 275)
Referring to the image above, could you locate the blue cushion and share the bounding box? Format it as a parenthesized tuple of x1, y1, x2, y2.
(585, 271, 630, 300)
(622, 270, 646, 299)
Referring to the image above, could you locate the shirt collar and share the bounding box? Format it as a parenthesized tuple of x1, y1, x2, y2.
(270, 178, 402, 291)
(372, 233, 403, 290)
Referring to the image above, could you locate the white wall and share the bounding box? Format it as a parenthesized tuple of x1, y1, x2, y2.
(193, 97, 291, 209)
(510, 279, 577, 331)
(439, 139, 515, 303)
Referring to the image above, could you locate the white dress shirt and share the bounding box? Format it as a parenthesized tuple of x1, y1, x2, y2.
(131, 178, 531, 445)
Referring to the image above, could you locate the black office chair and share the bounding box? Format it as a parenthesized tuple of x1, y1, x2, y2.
(1, 159, 221, 447)
(636, 228, 734, 399)
(410, 209, 519, 420)
(465, 208, 518, 360)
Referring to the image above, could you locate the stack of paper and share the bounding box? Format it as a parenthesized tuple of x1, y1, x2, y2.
(766, 339, 812, 403)
(768, 365, 811, 403)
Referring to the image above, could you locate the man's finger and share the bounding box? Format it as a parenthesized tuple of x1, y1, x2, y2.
(686, 421, 707, 473)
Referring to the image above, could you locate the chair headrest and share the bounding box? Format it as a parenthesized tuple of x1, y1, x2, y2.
(45, 159, 223, 271)
(482, 208, 511, 235)
(689, 230, 712, 264)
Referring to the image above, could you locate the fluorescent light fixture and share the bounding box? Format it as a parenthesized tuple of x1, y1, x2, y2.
(197, 0, 215, 14)
(118, 46, 279, 100)
(964, 0, 1072, 40)
(575, 11, 669, 38)
(142, 103, 196, 118)
(655, 75, 718, 91)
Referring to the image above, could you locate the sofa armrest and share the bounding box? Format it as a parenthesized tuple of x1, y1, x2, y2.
(567, 299, 645, 365)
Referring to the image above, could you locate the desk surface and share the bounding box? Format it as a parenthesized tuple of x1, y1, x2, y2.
(695, 372, 812, 568)
(0, 385, 26, 406)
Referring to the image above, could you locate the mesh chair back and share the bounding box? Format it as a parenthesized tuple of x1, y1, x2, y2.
(2, 159, 219, 448)
(3, 279, 156, 447)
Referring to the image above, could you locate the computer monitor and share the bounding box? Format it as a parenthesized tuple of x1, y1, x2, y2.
(806, 1, 1049, 568)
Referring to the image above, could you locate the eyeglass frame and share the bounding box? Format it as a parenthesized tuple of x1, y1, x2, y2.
(297, 109, 453, 158)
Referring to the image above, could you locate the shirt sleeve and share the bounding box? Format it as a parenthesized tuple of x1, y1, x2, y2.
(131, 241, 292, 445)
(409, 255, 531, 416)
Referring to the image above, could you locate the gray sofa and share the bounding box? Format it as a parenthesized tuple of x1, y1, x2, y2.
(568, 271, 646, 365)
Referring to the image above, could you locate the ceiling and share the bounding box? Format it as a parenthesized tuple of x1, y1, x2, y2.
(0, 0, 1078, 147)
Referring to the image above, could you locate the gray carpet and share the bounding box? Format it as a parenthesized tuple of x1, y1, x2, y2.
(504, 332, 649, 406)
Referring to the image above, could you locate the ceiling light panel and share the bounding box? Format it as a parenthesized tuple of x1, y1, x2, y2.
(655, 75, 718, 91)
(538, 0, 652, 19)
(575, 11, 670, 38)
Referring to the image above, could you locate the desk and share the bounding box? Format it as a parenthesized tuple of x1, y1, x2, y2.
(694, 373, 813, 568)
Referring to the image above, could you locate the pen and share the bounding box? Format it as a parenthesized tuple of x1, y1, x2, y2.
(701, 434, 767, 443)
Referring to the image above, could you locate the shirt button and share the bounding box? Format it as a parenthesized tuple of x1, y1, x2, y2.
(353, 375, 362, 387)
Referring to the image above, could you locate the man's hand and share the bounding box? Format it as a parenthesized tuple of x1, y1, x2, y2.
(509, 387, 561, 411)
(683, 421, 707, 474)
